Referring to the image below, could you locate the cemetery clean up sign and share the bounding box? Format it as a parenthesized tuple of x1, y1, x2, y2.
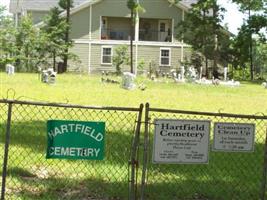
(213, 122, 255, 152)
(46, 120, 105, 160)
(153, 119, 210, 164)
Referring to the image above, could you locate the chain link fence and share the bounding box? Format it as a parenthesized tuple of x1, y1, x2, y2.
(1, 100, 267, 200)
(0, 100, 143, 200)
(140, 104, 267, 200)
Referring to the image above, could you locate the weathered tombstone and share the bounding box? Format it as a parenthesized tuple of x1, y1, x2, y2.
(186, 67, 197, 83)
(5, 64, 15, 75)
(49, 72, 56, 84)
(121, 72, 136, 90)
(41, 70, 49, 83)
(41, 68, 56, 84)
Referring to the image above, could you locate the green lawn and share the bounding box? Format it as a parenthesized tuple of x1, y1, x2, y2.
(0, 72, 267, 114)
(1, 72, 267, 200)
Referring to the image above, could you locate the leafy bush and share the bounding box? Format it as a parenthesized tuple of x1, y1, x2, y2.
(112, 45, 129, 75)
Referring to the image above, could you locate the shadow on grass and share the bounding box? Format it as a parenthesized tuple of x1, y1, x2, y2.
(5, 167, 129, 200)
(143, 142, 266, 200)
(2, 121, 266, 199)
(142, 178, 261, 200)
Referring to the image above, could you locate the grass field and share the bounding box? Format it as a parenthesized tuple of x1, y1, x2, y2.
(0, 72, 267, 114)
(1, 72, 267, 199)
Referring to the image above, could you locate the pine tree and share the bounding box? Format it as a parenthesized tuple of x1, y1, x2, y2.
(59, 0, 74, 72)
(42, 7, 68, 70)
(176, 0, 228, 78)
(231, 0, 266, 80)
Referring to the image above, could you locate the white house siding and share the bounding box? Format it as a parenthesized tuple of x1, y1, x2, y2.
(69, 43, 89, 72)
(70, 7, 91, 40)
(91, 0, 130, 40)
(138, 45, 182, 72)
(139, 0, 183, 43)
(90, 43, 137, 73)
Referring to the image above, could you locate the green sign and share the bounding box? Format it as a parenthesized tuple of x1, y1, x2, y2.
(46, 120, 105, 160)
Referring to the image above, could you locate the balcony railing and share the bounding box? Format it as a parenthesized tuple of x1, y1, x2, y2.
(139, 29, 172, 42)
(101, 28, 134, 40)
(101, 28, 172, 42)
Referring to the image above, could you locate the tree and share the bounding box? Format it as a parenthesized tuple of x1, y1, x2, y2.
(231, 0, 266, 80)
(15, 15, 41, 72)
(42, 7, 68, 70)
(127, 0, 145, 74)
(176, 0, 228, 78)
(0, 6, 17, 69)
(230, 13, 266, 80)
(231, 24, 251, 78)
(190, 52, 204, 75)
(59, 0, 74, 71)
(112, 45, 129, 75)
(254, 40, 267, 79)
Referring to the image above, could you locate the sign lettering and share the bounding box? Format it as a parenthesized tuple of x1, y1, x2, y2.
(46, 120, 105, 160)
(153, 119, 210, 164)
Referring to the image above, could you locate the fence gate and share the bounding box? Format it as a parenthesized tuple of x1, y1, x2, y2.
(0, 99, 143, 200)
(140, 103, 267, 200)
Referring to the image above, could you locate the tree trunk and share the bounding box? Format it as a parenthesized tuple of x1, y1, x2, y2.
(63, 0, 70, 72)
(53, 50, 56, 71)
(205, 57, 208, 78)
(130, 9, 134, 74)
(212, 2, 218, 79)
(25, 46, 29, 72)
(248, 9, 254, 80)
(202, 10, 209, 78)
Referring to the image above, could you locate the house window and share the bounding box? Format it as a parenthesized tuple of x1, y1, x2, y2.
(160, 48, 171, 66)
(101, 46, 112, 65)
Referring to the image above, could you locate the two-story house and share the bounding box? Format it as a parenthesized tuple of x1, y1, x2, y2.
(10, 0, 197, 74)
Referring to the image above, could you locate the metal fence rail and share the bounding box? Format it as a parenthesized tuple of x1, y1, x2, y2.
(140, 104, 267, 200)
(0, 99, 143, 200)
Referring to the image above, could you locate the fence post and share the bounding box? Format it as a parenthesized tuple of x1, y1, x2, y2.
(260, 126, 267, 200)
(140, 103, 150, 200)
(129, 104, 144, 200)
(1, 103, 13, 200)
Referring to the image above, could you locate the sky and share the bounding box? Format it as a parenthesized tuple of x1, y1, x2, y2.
(0, 0, 245, 35)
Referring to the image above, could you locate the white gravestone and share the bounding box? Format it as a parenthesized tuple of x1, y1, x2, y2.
(122, 72, 136, 90)
(6, 64, 15, 75)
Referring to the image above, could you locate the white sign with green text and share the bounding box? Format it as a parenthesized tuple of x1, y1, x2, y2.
(213, 122, 255, 152)
(153, 119, 210, 164)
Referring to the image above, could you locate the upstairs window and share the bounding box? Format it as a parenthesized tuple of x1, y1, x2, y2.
(101, 46, 112, 65)
(160, 48, 171, 66)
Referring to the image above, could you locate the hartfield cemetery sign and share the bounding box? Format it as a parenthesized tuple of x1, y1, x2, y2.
(153, 119, 210, 164)
(46, 120, 105, 160)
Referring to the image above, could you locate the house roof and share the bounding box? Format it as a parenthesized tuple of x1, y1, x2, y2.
(10, 0, 198, 14)
(9, 0, 88, 13)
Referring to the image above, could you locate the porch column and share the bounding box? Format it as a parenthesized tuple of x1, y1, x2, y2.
(181, 10, 185, 63)
(88, 5, 92, 74)
(134, 0, 140, 75)
(134, 8, 139, 42)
